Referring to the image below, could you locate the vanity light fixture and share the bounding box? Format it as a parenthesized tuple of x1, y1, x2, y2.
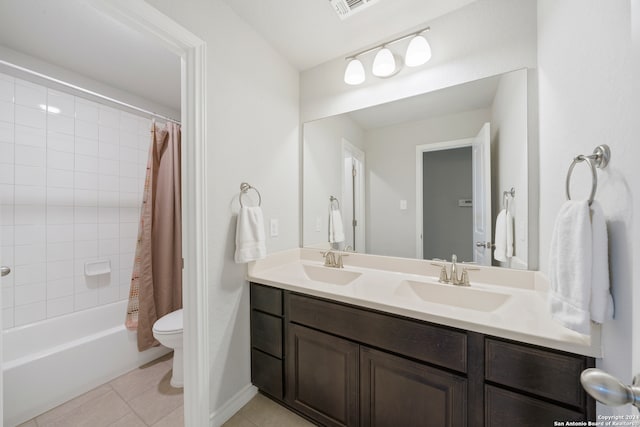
(343, 26, 431, 85)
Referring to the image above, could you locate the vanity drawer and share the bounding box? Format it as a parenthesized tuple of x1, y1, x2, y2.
(250, 283, 282, 316)
(251, 310, 282, 358)
(251, 348, 283, 399)
(485, 338, 586, 407)
(287, 293, 467, 373)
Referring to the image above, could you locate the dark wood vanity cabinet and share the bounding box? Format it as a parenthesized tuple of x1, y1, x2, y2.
(249, 282, 595, 426)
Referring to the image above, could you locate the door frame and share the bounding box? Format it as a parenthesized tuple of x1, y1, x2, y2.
(415, 138, 473, 259)
(341, 139, 366, 252)
(89, 1, 209, 425)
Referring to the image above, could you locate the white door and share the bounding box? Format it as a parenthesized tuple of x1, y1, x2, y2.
(472, 123, 492, 265)
(342, 139, 365, 252)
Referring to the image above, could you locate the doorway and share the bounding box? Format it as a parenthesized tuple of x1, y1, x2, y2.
(341, 139, 365, 252)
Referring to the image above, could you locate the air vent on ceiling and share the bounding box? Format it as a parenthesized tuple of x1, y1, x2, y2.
(329, 0, 380, 20)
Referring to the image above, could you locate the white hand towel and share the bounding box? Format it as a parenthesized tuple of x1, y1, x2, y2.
(234, 206, 266, 263)
(493, 209, 513, 262)
(329, 209, 345, 244)
(547, 200, 614, 335)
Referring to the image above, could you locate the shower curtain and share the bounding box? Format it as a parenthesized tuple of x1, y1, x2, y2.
(126, 122, 183, 351)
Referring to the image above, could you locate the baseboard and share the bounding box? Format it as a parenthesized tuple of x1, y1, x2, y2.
(209, 384, 258, 427)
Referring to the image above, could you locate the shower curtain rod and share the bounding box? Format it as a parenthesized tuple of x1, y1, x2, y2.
(0, 59, 181, 125)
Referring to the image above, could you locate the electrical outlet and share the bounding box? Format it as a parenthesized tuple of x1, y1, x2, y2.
(315, 216, 321, 232)
(270, 218, 279, 237)
(400, 200, 407, 210)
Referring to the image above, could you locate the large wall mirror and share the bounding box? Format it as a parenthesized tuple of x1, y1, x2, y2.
(303, 68, 535, 270)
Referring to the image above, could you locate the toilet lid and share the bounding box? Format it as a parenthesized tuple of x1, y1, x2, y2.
(153, 309, 183, 334)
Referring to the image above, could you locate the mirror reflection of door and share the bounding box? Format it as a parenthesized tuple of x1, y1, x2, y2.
(417, 123, 491, 265)
(342, 139, 365, 252)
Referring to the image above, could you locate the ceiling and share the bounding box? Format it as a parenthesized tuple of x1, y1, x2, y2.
(221, 0, 477, 70)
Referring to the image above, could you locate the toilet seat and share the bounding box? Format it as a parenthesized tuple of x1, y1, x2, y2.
(152, 308, 183, 335)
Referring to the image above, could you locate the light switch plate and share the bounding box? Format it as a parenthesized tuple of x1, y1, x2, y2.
(270, 218, 279, 237)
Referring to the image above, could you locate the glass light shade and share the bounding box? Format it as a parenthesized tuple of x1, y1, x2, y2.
(405, 35, 432, 67)
(372, 47, 396, 77)
(344, 58, 365, 85)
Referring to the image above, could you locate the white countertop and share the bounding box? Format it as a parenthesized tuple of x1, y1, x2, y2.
(248, 248, 602, 358)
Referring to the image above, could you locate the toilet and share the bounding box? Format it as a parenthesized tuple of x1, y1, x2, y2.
(152, 308, 183, 388)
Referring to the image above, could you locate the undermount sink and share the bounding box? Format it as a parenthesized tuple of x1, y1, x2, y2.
(302, 264, 362, 286)
(394, 279, 510, 312)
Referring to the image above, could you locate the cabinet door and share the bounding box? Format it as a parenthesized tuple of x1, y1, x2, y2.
(286, 324, 359, 427)
(360, 347, 467, 427)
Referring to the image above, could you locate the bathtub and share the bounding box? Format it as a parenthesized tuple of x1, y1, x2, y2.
(2, 300, 170, 426)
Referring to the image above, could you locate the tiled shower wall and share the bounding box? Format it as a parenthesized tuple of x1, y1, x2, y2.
(0, 72, 151, 329)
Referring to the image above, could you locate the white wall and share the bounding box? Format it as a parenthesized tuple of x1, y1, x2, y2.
(145, 0, 300, 421)
(300, 0, 537, 122)
(303, 115, 364, 249)
(538, 0, 639, 416)
(365, 109, 490, 258)
(491, 70, 529, 269)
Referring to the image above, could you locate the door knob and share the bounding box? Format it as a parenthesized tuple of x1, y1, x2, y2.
(580, 368, 640, 408)
(475, 241, 494, 249)
(1, 266, 10, 277)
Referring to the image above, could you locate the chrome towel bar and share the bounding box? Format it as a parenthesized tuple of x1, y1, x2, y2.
(565, 144, 611, 206)
(239, 182, 262, 207)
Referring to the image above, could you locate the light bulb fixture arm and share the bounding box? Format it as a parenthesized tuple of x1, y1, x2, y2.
(345, 26, 431, 60)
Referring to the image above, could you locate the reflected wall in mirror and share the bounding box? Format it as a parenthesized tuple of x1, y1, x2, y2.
(303, 68, 532, 270)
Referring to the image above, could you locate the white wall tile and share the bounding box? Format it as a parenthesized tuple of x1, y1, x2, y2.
(47, 241, 74, 262)
(0, 76, 13, 102)
(15, 105, 45, 129)
(15, 165, 46, 186)
(3, 307, 15, 329)
(47, 132, 74, 153)
(120, 113, 138, 132)
(15, 282, 46, 306)
(14, 244, 46, 265)
(119, 222, 138, 240)
(74, 154, 99, 173)
(1, 226, 14, 246)
(0, 100, 14, 122)
(98, 207, 118, 223)
(15, 144, 45, 167)
(14, 224, 45, 245)
(15, 124, 45, 148)
(74, 172, 98, 190)
(74, 223, 98, 241)
(99, 125, 118, 144)
(14, 81, 46, 108)
(119, 177, 141, 194)
(2, 285, 14, 309)
(138, 117, 151, 135)
(119, 252, 134, 271)
(47, 89, 75, 117)
(48, 149, 74, 170)
(47, 206, 74, 224)
(119, 269, 132, 288)
(74, 189, 98, 207)
(74, 289, 98, 311)
(99, 106, 119, 128)
(99, 141, 119, 160)
(75, 99, 99, 123)
(119, 237, 136, 253)
(14, 301, 46, 326)
(119, 147, 138, 163)
(74, 206, 97, 224)
(98, 283, 119, 305)
(76, 137, 100, 159)
(47, 296, 74, 318)
(74, 240, 98, 258)
(0, 204, 14, 225)
(47, 279, 74, 299)
(98, 223, 119, 240)
(47, 188, 74, 206)
(119, 131, 137, 148)
(119, 207, 139, 223)
(48, 113, 74, 135)
(0, 122, 14, 144)
(119, 192, 140, 208)
(75, 120, 98, 140)
(99, 175, 119, 192)
(47, 169, 74, 188)
(14, 263, 45, 285)
(99, 191, 119, 207)
(15, 205, 45, 225)
(47, 260, 74, 281)
(138, 135, 150, 152)
(0, 164, 13, 185)
(118, 161, 138, 178)
(47, 224, 74, 242)
(99, 239, 119, 256)
(99, 158, 119, 176)
(14, 185, 45, 205)
(0, 184, 14, 204)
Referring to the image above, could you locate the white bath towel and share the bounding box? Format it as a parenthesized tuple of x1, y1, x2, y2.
(329, 209, 345, 244)
(234, 206, 266, 263)
(493, 209, 513, 262)
(548, 200, 613, 335)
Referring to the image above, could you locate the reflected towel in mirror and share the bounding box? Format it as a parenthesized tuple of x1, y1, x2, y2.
(329, 209, 345, 243)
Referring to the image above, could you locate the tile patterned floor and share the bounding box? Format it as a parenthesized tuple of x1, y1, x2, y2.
(18, 353, 183, 427)
(222, 393, 314, 427)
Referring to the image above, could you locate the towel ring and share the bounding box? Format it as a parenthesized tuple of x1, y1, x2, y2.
(565, 145, 610, 206)
(239, 182, 261, 207)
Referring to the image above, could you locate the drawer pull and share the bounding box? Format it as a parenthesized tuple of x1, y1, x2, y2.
(581, 368, 640, 408)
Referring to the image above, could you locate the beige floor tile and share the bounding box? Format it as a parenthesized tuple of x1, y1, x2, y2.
(128, 370, 184, 425)
(151, 405, 184, 427)
(238, 394, 314, 427)
(107, 412, 147, 427)
(16, 420, 37, 427)
(34, 384, 114, 425)
(110, 352, 175, 402)
(222, 413, 259, 427)
(39, 390, 132, 427)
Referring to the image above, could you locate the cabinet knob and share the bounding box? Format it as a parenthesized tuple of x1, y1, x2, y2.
(1, 266, 10, 277)
(580, 368, 640, 408)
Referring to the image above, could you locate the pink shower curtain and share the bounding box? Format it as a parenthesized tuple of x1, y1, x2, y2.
(126, 122, 183, 351)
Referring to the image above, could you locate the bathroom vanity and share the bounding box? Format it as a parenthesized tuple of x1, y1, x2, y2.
(248, 249, 598, 426)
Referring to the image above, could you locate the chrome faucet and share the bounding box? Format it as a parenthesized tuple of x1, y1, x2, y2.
(431, 254, 477, 286)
